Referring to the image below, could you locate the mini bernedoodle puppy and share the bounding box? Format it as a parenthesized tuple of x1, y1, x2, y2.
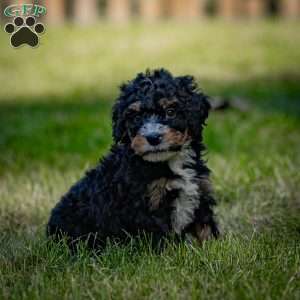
(47, 69, 219, 250)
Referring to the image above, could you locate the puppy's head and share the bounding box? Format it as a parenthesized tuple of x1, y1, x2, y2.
(112, 69, 210, 162)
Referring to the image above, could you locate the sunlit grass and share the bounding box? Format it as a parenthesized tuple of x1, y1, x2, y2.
(0, 21, 300, 101)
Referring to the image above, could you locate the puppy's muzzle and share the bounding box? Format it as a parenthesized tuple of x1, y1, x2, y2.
(145, 133, 162, 146)
(131, 118, 190, 162)
(140, 122, 166, 146)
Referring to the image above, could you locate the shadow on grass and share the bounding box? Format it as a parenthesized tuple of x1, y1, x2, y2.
(0, 95, 113, 174)
(0, 77, 300, 174)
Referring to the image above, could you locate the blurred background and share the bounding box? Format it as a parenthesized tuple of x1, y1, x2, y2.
(1, 0, 300, 23)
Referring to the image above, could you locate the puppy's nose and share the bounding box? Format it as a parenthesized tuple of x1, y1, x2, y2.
(146, 133, 162, 146)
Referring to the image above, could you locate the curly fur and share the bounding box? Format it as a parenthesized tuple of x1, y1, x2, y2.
(47, 69, 219, 250)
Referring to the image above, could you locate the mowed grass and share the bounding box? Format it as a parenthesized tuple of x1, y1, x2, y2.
(0, 21, 300, 299)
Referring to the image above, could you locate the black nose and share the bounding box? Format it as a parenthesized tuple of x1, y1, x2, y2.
(146, 133, 162, 146)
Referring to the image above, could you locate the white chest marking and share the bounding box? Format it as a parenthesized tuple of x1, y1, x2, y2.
(168, 148, 200, 234)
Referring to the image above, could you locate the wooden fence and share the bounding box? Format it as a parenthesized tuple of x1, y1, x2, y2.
(1, 1, 300, 23)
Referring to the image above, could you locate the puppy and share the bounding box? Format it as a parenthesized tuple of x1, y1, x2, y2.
(47, 69, 219, 249)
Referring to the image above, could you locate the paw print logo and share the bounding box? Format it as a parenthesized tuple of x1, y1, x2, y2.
(4, 16, 45, 48)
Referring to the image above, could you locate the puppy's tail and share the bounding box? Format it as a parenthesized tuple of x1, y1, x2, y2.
(210, 96, 251, 112)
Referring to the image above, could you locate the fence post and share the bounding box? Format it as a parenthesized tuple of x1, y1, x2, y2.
(168, 0, 183, 18)
(73, 0, 98, 24)
(139, 0, 162, 21)
(218, 0, 241, 18)
(244, 0, 266, 18)
(168, 0, 205, 19)
(44, 0, 65, 24)
(280, 0, 300, 18)
(107, 0, 130, 22)
(186, 0, 207, 18)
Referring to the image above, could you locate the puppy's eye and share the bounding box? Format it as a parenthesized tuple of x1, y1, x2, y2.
(134, 115, 142, 123)
(166, 108, 176, 118)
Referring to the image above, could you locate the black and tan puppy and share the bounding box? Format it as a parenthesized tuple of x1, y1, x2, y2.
(47, 69, 219, 249)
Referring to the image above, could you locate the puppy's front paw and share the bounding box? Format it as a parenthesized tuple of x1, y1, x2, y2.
(193, 223, 219, 244)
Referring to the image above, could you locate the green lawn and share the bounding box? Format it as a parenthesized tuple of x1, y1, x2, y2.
(0, 21, 300, 299)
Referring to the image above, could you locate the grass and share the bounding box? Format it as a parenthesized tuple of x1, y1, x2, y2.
(0, 20, 300, 299)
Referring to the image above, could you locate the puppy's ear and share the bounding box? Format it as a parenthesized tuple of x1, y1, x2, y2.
(176, 75, 211, 139)
(193, 92, 211, 122)
(112, 98, 127, 144)
(112, 79, 138, 144)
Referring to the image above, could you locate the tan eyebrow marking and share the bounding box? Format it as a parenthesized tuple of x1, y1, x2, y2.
(159, 98, 179, 109)
(128, 101, 141, 112)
